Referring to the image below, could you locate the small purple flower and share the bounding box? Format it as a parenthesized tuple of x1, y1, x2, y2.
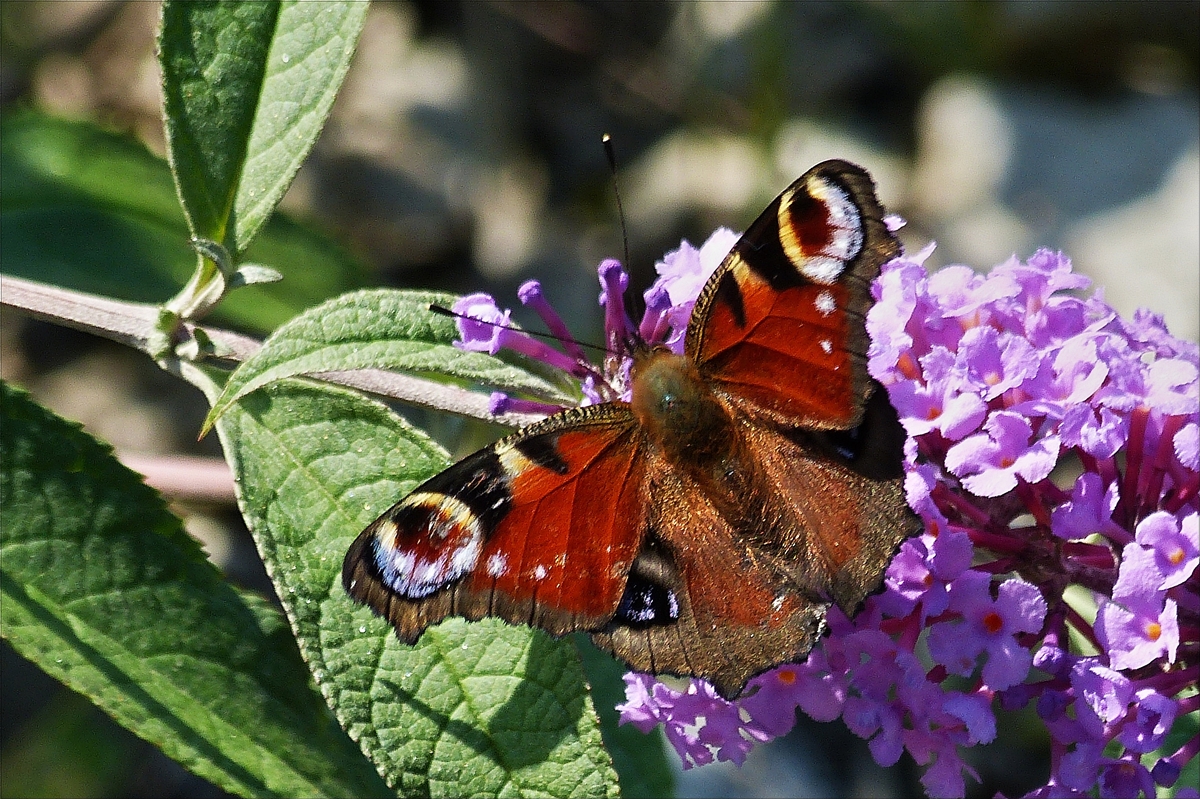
(844, 692, 905, 766)
(649, 228, 737, 352)
(1060, 740, 1106, 793)
(889, 352, 988, 440)
(452, 289, 588, 378)
(879, 525, 973, 620)
(955, 325, 1038, 401)
(738, 664, 815, 735)
(1096, 543, 1180, 670)
(867, 247, 931, 381)
(1123, 308, 1200, 361)
(1115, 688, 1177, 754)
(617, 675, 769, 768)
(926, 263, 1018, 323)
(944, 411, 1061, 497)
(916, 738, 976, 798)
(614, 672, 661, 734)
(1011, 335, 1110, 420)
(1057, 403, 1129, 459)
(1050, 472, 1124, 542)
(452, 292, 511, 354)
(927, 572, 1047, 690)
(941, 692, 997, 745)
(1070, 659, 1132, 738)
(879, 536, 944, 618)
(1134, 510, 1199, 589)
(1097, 757, 1156, 799)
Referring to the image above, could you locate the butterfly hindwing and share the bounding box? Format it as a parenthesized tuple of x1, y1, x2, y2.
(592, 382, 917, 697)
(591, 442, 831, 697)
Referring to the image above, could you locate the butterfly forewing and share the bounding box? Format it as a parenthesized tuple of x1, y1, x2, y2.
(343, 404, 650, 640)
(689, 161, 899, 430)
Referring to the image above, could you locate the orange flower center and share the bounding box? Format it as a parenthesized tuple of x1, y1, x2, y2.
(982, 611, 1004, 634)
(898, 353, 921, 380)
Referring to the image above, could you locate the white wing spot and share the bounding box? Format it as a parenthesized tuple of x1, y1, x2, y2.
(801, 255, 844, 283)
(820, 339, 833, 354)
(815, 290, 836, 316)
(487, 552, 508, 578)
(534, 564, 548, 581)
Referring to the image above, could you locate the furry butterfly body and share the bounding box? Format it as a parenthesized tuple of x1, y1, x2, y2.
(343, 160, 921, 698)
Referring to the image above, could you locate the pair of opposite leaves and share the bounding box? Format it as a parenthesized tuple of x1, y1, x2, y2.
(343, 160, 921, 699)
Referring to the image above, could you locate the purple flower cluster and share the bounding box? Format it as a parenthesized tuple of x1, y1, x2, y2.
(453, 232, 1199, 798)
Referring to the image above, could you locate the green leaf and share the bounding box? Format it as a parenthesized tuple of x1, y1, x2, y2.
(205, 289, 574, 429)
(214, 378, 619, 797)
(0, 111, 368, 332)
(159, 0, 368, 254)
(0, 380, 389, 798)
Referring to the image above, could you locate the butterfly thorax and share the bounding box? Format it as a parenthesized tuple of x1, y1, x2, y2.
(630, 347, 734, 467)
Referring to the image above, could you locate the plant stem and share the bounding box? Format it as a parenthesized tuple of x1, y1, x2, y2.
(0, 274, 545, 428)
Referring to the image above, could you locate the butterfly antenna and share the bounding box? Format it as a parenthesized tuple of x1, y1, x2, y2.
(429, 304, 614, 358)
(602, 134, 631, 274)
(603, 133, 645, 343)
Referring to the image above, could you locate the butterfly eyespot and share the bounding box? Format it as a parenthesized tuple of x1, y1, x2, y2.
(614, 572, 679, 627)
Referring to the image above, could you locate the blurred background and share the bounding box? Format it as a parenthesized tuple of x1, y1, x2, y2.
(1, 1, 1197, 797)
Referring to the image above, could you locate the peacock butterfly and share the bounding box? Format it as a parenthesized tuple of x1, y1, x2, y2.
(343, 160, 921, 699)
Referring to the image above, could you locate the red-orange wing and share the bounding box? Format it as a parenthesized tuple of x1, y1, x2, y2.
(343, 403, 650, 640)
(687, 160, 899, 430)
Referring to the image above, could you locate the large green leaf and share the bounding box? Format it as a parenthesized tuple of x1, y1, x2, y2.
(159, 0, 368, 254)
(0, 111, 368, 332)
(215, 378, 620, 797)
(205, 289, 574, 429)
(0, 381, 389, 798)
